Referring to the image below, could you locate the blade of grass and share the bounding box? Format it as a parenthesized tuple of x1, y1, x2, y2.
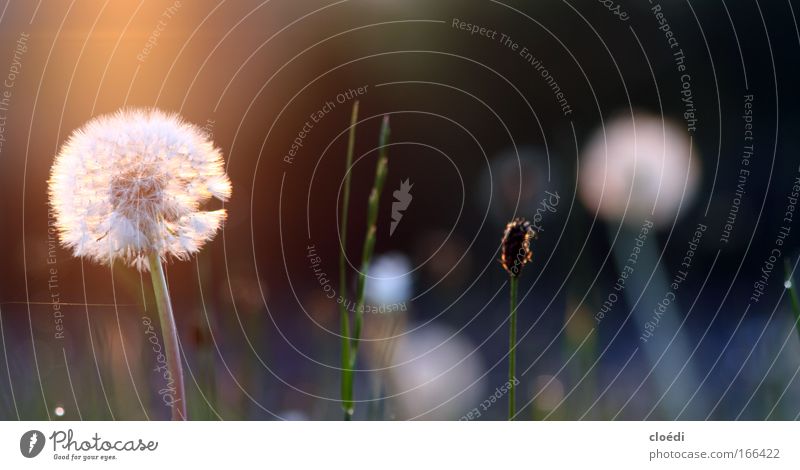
(784, 259, 800, 342)
(339, 101, 359, 419)
(352, 116, 390, 354)
(343, 116, 390, 420)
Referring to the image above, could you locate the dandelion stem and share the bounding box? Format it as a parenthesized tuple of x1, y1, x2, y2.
(148, 252, 187, 421)
(784, 259, 800, 342)
(339, 102, 359, 420)
(508, 276, 518, 420)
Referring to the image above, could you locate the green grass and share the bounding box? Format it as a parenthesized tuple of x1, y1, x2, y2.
(340, 109, 390, 420)
(784, 258, 800, 342)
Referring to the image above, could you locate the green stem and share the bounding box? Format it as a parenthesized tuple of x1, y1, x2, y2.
(343, 115, 390, 420)
(352, 116, 390, 354)
(148, 252, 187, 421)
(340, 102, 359, 420)
(784, 259, 800, 342)
(508, 276, 518, 421)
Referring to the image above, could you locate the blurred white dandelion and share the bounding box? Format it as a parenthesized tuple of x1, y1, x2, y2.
(580, 113, 708, 415)
(531, 375, 564, 412)
(389, 324, 485, 420)
(364, 252, 413, 307)
(48, 108, 232, 271)
(579, 113, 700, 225)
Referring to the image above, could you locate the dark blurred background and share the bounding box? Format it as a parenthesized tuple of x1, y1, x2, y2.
(1, 0, 800, 420)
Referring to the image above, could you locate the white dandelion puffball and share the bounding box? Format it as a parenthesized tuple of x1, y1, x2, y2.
(579, 113, 700, 225)
(364, 252, 413, 306)
(389, 324, 485, 420)
(49, 108, 232, 270)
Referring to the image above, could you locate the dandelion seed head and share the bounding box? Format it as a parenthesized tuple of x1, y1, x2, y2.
(365, 252, 413, 307)
(49, 108, 232, 271)
(391, 324, 485, 420)
(579, 113, 700, 225)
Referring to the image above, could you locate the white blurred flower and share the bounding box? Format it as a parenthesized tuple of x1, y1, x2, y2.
(365, 252, 413, 306)
(531, 375, 564, 412)
(49, 108, 232, 270)
(389, 324, 485, 420)
(279, 409, 308, 421)
(579, 113, 700, 225)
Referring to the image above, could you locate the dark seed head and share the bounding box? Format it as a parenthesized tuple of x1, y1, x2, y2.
(500, 218, 537, 277)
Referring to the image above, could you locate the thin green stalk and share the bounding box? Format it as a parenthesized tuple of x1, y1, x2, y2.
(340, 101, 359, 420)
(508, 276, 518, 420)
(148, 252, 187, 421)
(342, 115, 390, 420)
(352, 116, 390, 354)
(784, 259, 800, 342)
